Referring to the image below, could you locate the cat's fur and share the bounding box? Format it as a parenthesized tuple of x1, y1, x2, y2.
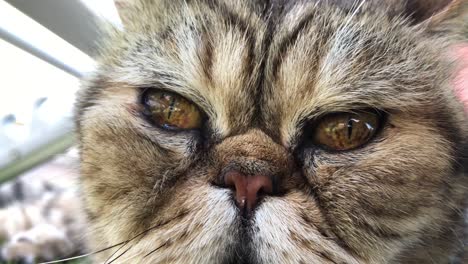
(77, 0, 468, 263)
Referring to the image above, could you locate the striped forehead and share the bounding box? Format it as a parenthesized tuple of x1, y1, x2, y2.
(102, 0, 266, 136)
(89, 0, 442, 140)
(258, 1, 443, 145)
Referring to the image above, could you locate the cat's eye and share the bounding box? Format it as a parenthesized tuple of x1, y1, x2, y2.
(141, 89, 203, 130)
(313, 111, 380, 151)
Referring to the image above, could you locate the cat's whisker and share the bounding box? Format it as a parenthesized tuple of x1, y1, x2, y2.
(143, 241, 169, 259)
(38, 241, 127, 264)
(114, 249, 148, 264)
(105, 211, 189, 263)
(39, 212, 188, 264)
(145, 170, 171, 209)
(103, 221, 156, 264)
(105, 243, 135, 264)
(341, 0, 367, 30)
(103, 241, 131, 264)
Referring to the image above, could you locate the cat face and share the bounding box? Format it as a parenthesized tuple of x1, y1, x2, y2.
(76, 0, 468, 263)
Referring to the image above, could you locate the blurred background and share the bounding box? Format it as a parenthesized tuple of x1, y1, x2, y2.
(0, 0, 125, 183)
(0, 1, 129, 263)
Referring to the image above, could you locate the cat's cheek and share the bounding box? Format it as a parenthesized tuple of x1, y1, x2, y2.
(95, 85, 201, 156)
(79, 87, 203, 227)
(93, 181, 239, 264)
(89, 85, 201, 165)
(298, 119, 455, 260)
(251, 191, 361, 263)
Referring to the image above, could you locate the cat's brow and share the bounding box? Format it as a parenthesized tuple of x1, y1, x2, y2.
(142, 86, 210, 112)
(260, 0, 452, 141)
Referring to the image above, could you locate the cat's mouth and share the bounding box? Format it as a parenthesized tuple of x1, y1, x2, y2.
(221, 257, 255, 264)
(221, 249, 257, 263)
(220, 218, 257, 264)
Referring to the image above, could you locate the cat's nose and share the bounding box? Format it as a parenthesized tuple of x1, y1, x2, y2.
(223, 170, 276, 216)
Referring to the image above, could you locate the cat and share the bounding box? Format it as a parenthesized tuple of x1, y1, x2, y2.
(74, 0, 468, 263)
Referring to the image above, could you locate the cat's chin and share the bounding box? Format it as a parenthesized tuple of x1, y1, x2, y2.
(220, 255, 255, 264)
(187, 188, 358, 264)
(210, 206, 358, 264)
(94, 187, 358, 264)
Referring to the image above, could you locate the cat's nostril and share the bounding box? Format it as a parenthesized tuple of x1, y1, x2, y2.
(223, 170, 276, 216)
(258, 187, 265, 196)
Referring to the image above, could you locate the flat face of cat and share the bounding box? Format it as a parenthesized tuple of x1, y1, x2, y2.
(76, 0, 468, 263)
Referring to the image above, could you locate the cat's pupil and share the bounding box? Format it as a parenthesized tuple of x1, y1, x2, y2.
(167, 97, 176, 119)
(347, 117, 353, 140)
(141, 89, 204, 130)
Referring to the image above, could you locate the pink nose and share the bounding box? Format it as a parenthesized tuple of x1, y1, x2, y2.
(224, 171, 274, 215)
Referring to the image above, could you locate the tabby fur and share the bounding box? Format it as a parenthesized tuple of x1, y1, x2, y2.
(76, 0, 468, 263)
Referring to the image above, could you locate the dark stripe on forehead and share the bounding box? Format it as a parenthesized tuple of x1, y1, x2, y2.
(252, 0, 286, 130)
(269, 7, 318, 80)
(199, 0, 249, 33)
(256, 1, 322, 140)
(200, 34, 214, 85)
(198, 0, 256, 80)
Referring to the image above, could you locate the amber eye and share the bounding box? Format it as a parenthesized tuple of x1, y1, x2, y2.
(313, 111, 380, 151)
(142, 90, 203, 130)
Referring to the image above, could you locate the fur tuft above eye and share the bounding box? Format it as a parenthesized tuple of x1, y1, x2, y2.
(312, 111, 381, 151)
(141, 89, 203, 130)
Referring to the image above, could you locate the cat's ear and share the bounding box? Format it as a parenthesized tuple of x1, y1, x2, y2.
(115, 0, 137, 25)
(452, 46, 468, 111)
(407, 0, 468, 37)
(407, 0, 468, 110)
(114, 0, 167, 27)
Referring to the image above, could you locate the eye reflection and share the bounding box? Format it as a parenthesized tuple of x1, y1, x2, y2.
(313, 111, 380, 151)
(142, 90, 203, 130)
